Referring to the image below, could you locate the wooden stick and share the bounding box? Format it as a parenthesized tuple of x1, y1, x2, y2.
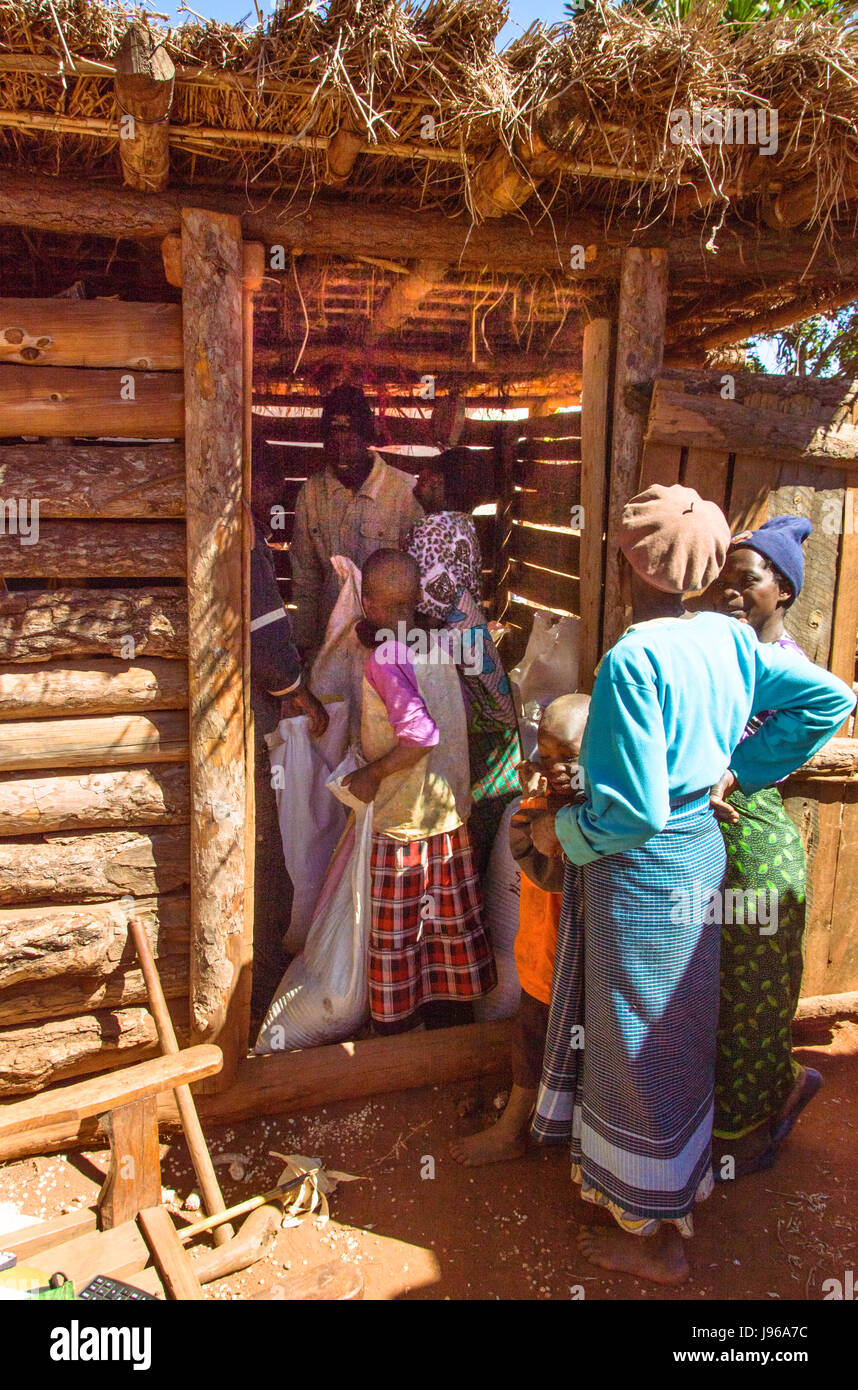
(176, 1171, 312, 1242)
(139, 1205, 205, 1300)
(130, 917, 234, 1247)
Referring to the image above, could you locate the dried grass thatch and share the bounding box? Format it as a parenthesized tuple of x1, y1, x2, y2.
(1, 0, 856, 227)
(2, 0, 858, 389)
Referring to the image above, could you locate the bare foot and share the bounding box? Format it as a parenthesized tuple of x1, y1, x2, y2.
(450, 1124, 526, 1167)
(576, 1224, 690, 1286)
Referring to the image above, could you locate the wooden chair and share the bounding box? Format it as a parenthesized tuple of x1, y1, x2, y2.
(0, 1045, 222, 1298)
(0, 1045, 363, 1300)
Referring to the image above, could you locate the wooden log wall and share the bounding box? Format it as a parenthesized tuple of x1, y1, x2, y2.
(252, 408, 500, 609)
(0, 294, 191, 1095)
(640, 370, 858, 996)
(494, 409, 584, 669)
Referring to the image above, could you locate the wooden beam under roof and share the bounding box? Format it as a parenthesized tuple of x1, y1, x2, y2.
(365, 259, 448, 342)
(469, 129, 565, 219)
(2, 173, 855, 288)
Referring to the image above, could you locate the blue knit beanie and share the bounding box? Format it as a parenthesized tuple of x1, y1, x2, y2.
(730, 514, 812, 599)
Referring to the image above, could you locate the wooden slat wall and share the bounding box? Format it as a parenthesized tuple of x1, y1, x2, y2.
(642, 372, 858, 995)
(495, 410, 583, 668)
(0, 297, 190, 1094)
(252, 409, 498, 606)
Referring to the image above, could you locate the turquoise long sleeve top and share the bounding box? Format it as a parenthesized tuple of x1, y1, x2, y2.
(555, 612, 856, 866)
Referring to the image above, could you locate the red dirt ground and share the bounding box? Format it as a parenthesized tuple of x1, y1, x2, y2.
(1, 1019, 856, 1301)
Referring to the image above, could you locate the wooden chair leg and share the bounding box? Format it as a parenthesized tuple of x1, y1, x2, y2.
(139, 1206, 205, 1301)
(98, 1095, 162, 1231)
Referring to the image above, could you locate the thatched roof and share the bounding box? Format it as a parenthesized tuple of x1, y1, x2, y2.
(2, 0, 858, 394)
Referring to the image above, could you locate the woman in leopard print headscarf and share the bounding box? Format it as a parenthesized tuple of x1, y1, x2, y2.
(405, 454, 521, 876)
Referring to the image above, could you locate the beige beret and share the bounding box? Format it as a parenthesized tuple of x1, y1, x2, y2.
(618, 484, 731, 594)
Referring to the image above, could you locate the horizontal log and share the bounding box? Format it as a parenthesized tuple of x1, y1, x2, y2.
(0, 1208, 97, 1261)
(0, 763, 190, 836)
(0, 365, 184, 438)
(658, 368, 858, 411)
(646, 382, 858, 467)
(0, 657, 187, 719)
(794, 989, 858, 1023)
(0, 587, 187, 662)
(0, 711, 188, 773)
(513, 460, 581, 505)
(8, 173, 858, 286)
(0, 1020, 205, 1104)
(0, 956, 188, 1028)
(515, 413, 581, 440)
(0, 1006, 161, 1096)
(0, 893, 189, 990)
(0, 520, 186, 579)
(0, 299, 182, 370)
(0, 1017, 513, 1154)
(260, 344, 582, 387)
(507, 559, 580, 615)
(254, 392, 552, 410)
(513, 488, 581, 528)
(0, 443, 185, 517)
(516, 435, 582, 462)
(785, 738, 858, 781)
(0, 827, 190, 905)
(508, 522, 580, 576)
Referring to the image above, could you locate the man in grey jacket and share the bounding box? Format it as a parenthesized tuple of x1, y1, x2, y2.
(290, 385, 423, 662)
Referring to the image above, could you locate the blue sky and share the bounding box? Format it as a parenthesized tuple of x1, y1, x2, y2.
(160, 0, 570, 43)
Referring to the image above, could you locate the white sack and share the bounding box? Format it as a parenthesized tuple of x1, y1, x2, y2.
(509, 609, 580, 719)
(254, 752, 374, 1052)
(266, 700, 349, 953)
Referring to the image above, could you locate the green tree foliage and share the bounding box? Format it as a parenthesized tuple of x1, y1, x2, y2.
(746, 306, 858, 377)
(565, 0, 844, 20)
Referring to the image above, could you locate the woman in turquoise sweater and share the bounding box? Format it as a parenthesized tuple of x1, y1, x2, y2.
(528, 485, 855, 1287)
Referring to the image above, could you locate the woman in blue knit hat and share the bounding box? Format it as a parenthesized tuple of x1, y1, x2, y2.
(706, 514, 821, 1175)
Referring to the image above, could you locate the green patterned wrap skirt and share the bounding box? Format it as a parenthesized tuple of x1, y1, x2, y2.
(714, 786, 806, 1140)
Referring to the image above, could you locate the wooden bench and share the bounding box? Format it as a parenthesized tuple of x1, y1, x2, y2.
(0, 1044, 362, 1300)
(0, 1045, 222, 1231)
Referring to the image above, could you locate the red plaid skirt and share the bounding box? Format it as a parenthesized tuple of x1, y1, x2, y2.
(368, 822, 497, 1026)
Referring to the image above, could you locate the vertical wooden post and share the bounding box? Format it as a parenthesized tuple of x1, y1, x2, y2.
(602, 249, 669, 651)
(182, 208, 247, 1088)
(578, 318, 612, 691)
(241, 242, 264, 1052)
(830, 486, 858, 733)
(114, 22, 174, 193)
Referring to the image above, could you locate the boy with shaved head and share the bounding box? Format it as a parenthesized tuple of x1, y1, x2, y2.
(342, 549, 496, 1033)
(453, 692, 590, 1164)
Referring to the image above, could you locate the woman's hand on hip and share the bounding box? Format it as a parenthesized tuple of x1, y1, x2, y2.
(710, 769, 740, 824)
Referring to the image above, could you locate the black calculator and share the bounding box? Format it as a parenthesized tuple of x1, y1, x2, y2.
(77, 1274, 158, 1301)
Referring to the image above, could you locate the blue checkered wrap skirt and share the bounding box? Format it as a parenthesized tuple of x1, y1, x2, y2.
(533, 793, 725, 1226)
